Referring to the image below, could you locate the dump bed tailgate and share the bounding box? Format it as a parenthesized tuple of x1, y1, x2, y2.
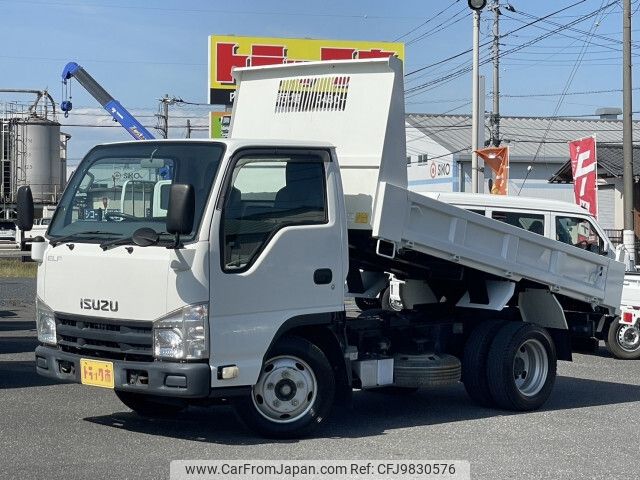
(373, 182, 625, 311)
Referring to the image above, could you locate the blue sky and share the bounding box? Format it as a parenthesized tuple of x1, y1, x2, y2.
(0, 0, 636, 168)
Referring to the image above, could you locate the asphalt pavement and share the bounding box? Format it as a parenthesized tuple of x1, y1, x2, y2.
(1, 278, 639, 480)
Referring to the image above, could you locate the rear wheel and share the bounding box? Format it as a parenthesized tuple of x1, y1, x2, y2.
(234, 336, 335, 438)
(462, 320, 507, 407)
(486, 322, 557, 411)
(606, 320, 640, 360)
(115, 391, 187, 417)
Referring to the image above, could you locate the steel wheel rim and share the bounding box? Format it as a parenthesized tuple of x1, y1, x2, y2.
(617, 324, 640, 352)
(252, 355, 317, 423)
(513, 338, 548, 397)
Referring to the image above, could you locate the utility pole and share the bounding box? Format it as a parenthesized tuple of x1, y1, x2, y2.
(623, 0, 635, 259)
(186, 119, 192, 139)
(471, 8, 481, 193)
(155, 94, 181, 139)
(491, 1, 500, 147)
(489, 2, 515, 147)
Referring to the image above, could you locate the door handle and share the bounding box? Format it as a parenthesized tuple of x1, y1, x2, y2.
(314, 268, 333, 285)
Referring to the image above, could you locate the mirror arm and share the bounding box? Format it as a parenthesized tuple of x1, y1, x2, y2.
(168, 232, 183, 250)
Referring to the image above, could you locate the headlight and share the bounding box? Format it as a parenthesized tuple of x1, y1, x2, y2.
(36, 298, 56, 345)
(153, 303, 208, 360)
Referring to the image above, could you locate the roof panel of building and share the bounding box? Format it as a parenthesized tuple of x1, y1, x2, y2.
(549, 144, 640, 182)
(406, 113, 640, 160)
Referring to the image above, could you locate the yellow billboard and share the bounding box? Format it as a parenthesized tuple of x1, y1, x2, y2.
(208, 35, 404, 105)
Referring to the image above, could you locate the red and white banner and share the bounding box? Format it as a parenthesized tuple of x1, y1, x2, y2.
(568, 136, 598, 217)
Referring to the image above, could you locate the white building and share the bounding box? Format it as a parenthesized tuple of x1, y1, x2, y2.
(405, 113, 640, 233)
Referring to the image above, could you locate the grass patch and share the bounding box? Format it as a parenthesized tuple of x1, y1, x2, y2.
(0, 258, 37, 278)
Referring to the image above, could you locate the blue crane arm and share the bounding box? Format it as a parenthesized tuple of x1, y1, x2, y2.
(61, 62, 155, 140)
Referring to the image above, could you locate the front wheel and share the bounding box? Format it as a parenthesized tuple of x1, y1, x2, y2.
(606, 320, 640, 360)
(486, 323, 557, 411)
(234, 336, 335, 438)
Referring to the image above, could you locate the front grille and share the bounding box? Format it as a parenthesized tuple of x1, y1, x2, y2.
(56, 313, 153, 362)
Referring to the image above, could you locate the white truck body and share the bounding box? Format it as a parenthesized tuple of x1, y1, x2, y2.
(30, 57, 626, 437)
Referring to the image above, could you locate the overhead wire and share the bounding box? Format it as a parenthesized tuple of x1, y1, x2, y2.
(393, 1, 462, 42)
(404, 1, 619, 99)
(517, 0, 615, 194)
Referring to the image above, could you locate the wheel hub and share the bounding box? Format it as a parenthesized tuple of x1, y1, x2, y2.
(513, 338, 548, 397)
(252, 356, 317, 423)
(275, 378, 297, 401)
(617, 324, 640, 352)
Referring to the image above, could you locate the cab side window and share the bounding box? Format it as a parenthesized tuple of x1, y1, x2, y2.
(492, 211, 545, 235)
(555, 216, 605, 254)
(222, 154, 327, 272)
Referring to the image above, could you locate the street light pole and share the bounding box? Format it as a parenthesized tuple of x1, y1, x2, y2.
(468, 0, 487, 193)
(623, 0, 635, 260)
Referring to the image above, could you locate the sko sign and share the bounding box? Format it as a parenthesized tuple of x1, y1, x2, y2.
(568, 136, 598, 218)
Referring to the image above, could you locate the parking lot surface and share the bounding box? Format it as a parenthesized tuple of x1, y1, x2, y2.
(1, 278, 639, 480)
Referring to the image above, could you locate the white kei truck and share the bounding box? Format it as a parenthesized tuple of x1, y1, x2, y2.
(19, 58, 625, 438)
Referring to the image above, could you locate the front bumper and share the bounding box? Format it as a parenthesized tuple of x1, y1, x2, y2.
(35, 345, 211, 398)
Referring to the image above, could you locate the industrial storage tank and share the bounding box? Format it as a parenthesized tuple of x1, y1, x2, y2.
(15, 118, 61, 203)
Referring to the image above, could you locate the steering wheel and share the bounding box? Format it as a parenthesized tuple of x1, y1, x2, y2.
(104, 211, 137, 222)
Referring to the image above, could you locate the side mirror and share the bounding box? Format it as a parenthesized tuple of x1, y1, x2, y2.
(16, 186, 34, 232)
(166, 183, 195, 239)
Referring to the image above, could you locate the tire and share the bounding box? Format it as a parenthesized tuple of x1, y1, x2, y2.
(355, 296, 382, 311)
(487, 322, 557, 411)
(234, 336, 335, 438)
(606, 319, 640, 360)
(462, 320, 507, 407)
(115, 391, 187, 417)
(381, 287, 402, 312)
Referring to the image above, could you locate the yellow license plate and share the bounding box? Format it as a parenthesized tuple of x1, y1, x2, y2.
(80, 358, 115, 389)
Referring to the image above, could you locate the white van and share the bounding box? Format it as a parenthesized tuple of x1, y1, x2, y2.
(424, 192, 639, 360)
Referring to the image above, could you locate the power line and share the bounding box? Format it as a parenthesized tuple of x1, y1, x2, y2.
(0, 0, 420, 20)
(519, 0, 615, 194)
(393, 1, 462, 41)
(405, 1, 618, 98)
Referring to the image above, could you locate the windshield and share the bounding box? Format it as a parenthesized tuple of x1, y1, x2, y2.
(49, 142, 224, 243)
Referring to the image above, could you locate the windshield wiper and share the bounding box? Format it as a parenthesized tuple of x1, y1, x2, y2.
(49, 231, 112, 248)
(99, 228, 165, 251)
(99, 236, 135, 251)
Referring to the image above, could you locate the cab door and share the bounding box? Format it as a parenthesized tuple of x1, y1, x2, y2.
(208, 148, 346, 387)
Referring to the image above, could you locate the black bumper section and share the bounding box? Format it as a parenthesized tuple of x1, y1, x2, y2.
(35, 346, 212, 398)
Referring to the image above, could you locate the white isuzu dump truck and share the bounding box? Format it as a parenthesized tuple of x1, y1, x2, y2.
(20, 58, 625, 438)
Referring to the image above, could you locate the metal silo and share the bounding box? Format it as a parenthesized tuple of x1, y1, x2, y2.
(16, 118, 60, 203)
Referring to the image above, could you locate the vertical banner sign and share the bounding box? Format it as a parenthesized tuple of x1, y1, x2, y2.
(476, 146, 509, 195)
(568, 136, 597, 217)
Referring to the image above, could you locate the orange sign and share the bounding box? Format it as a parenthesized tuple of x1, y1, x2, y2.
(476, 147, 510, 195)
(208, 35, 405, 105)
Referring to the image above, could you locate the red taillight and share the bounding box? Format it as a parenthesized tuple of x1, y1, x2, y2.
(623, 311, 634, 323)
